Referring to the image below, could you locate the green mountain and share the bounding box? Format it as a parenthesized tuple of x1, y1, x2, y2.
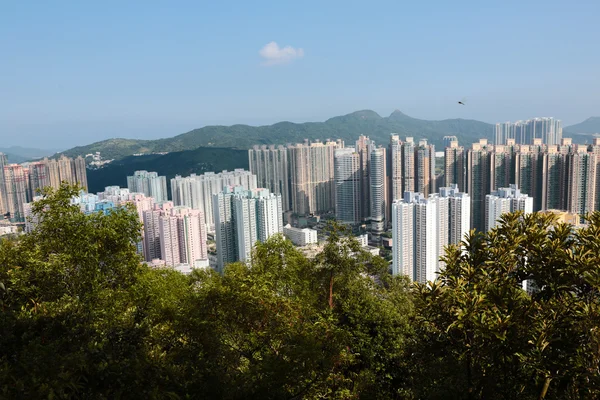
(565, 117, 600, 134)
(61, 110, 496, 161)
(87, 147, 249, 193)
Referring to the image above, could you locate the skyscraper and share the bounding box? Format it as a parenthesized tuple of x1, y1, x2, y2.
(72, 156, 88, 191)
(149, 204, 208, 267)
(248, 144, 290, 211)
(3, 164, 28, 222)
(0, 153, 8, 215)
(127, 170, 168, 203)
(213, 186, 283, 272)
(355, 135, 375, 222)
(439, 184, 471, 246)
(566, 148, 596, 216)
(388, 134, 403, 203)
(444, 140, 465, 191)
(466, 140, 492, 231)
(401, 138, 416, 194)
(288, 140, 339, 216)
(485, 184, 533, 231)
(442, 136, 458, 149)
(392, 192, 449, 283)
(369, 147, 388, 232)
(415, 140, 435, 197)
(495, 118, 562, 145)
(334, 148, 362, 225)
(28, 162, 51, 198)
(171, 169, 257, 232)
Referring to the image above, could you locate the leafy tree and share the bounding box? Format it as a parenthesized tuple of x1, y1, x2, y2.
(0, 183, 191, 399)
(177, 223, 415, 399)
(411, 211, 600, 400)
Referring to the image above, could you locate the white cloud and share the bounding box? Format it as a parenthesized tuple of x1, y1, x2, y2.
(259, 41, 304, 66)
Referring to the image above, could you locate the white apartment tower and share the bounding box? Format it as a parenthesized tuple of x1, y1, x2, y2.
(213, 186, 283, 272)
(392, 192, 446, 283)
(485, 184, 533, 231)
(172, 169, 257, 232)
(439, 184, 471, 246)
(370, 146, 387, 232)
(127, 170, 168, 203)
(334, 148, 362, 225)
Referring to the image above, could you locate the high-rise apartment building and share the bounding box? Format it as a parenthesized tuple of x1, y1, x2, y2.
(495, 118, 562, 145)
(27, 155, 88, 193)
(566, 148, 596, 216)
(3, 164, 29, 222)
(248, 144, 290, 211)
(127, 170, 168, 203)
(466, 140, 492, 231)
(334, 148, 362, 225)
(490, 144, 513, 191)
(388, 134, 403, 204)
(401, 138, 416, 194)
(0, 153, 8, 215)
(485, 184, 533, 231)
(439, 184, 471, 246)
(213, 187, 283, 272)
(392, 191, 451, 283)
(288, 140, 340, 216)
(146, 203, 208, 267)
(415, 140, 436, 197)
(171, 169, 257, 232)
(443, 136, 458, 149)
(355, 135, 375, 222)
(370, 147, 388, 232)
(444, 140, 465, 191)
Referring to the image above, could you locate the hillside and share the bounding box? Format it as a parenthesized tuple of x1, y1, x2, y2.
(60, 110, 496, 161)
(87, 147, 248, 193)
(565, 117, 600, 134)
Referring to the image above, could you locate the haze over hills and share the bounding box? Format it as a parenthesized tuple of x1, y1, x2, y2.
(565, 117, 600, 134)
(59, 110, 496, 161)
(0, 146, 62, 163)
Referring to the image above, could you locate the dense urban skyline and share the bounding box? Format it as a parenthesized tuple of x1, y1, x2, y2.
(2, 1, 600, 148)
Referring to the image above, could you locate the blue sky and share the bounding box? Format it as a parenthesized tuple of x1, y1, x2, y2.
(1, 0, 599, 149)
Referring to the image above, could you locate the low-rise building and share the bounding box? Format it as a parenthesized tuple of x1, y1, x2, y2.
(283, 224, 318, 246)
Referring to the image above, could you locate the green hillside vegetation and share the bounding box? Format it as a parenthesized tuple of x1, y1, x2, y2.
(59, 110, 496, 161)
(1, 184, 600, 399)
(87, 147, 249, 193)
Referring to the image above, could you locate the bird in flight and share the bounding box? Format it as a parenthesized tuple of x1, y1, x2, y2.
(458, 97, 467, 105)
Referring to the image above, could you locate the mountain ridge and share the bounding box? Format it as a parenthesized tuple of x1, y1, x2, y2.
(59, 110, 496, 161)
(565, 117, 600, 134)
(56, 110, 599, 163)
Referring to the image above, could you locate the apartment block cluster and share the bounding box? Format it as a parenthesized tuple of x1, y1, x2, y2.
(445, 135, 600, 231)
(249, 135, 437, 234)
(0, 154, 87, 222)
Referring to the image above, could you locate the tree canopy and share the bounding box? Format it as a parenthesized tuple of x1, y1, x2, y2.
(1, 185, 599, 399)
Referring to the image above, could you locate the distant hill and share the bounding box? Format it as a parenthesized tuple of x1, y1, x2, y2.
(0, 146, 61, 161)
(87, 147, 249, 193)
(3, 153, 28, 164)
(60, 110, 496, 161)
(565, 117, 600, 134)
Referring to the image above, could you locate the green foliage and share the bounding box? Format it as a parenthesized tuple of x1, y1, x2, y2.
(60, 110, 496, 162)
(2, 187, 600, 399)
(86, 147, 249, 193)
(411, 212, 600, 399)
